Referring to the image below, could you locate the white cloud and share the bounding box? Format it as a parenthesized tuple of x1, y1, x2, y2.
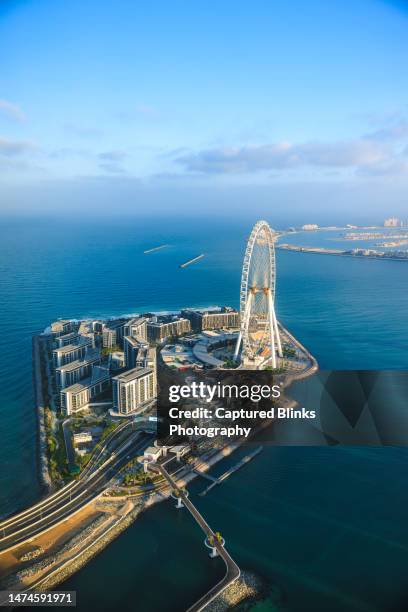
(99, 150, 128, 161)
(64, 123, 102, 139)
(175, 139, 391, 174)
(99, 162, 126, 174)
(0, 99, 26, 122)
(49, 147, 90, 159)
(365, 121, 408, 141)
(0, 136, 36, 156)
(115, 105, 160, 123)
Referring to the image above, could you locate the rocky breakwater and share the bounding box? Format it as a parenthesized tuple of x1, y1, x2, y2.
(33, 335, 52, 493)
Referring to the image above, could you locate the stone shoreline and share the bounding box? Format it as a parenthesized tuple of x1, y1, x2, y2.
(23, 494, 168, 591)
(32, 335, 52, 495)
(206, 571, 263, 611)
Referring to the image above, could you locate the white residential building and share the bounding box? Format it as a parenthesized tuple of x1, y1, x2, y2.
(147, 318, 191, 342)
(60, 365, 110, 416)
(55, 348, 101, 389)
(112, 367, 157, 415)
(123, 317, 147, 342)
(53, 337, 92, 368)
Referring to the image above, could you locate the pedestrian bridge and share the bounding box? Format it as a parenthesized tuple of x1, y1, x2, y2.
(154, 462, 240, 612)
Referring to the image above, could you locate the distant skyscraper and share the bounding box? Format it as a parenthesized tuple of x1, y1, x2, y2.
(384, 217, 401, 227)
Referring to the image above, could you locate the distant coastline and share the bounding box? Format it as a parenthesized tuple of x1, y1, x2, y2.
(277, 243, 408, 261)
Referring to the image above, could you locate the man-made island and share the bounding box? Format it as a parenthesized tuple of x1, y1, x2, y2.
(0, 220, 318, 611)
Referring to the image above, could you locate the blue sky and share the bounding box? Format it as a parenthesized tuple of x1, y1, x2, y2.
(1, 0, 408, 221)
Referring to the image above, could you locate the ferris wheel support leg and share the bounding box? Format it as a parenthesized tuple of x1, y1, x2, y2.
(234, 332, 242, 361)
(237, 291, 253, 363)
(267, 289, 277, 369)
(272, 306, 283, 357)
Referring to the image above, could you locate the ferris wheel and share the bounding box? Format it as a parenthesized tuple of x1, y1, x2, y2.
(234, 220, 282, 368)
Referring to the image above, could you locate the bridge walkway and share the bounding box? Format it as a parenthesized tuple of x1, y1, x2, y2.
(156, 463, 240, 612)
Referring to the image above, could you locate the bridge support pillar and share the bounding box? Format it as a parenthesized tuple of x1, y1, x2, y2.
(176, 497, 184, 509)
(171, 489, 188, 509)
(204, 536, 224, 558)
(209, 546, 218, 558)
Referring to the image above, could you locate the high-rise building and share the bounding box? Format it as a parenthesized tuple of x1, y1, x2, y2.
(54, 331, 80, 348)
(78, 321, 97, 347)
(112, 367, 157, 415)
(55, 348, 101, 389)
(60, 365, 111, 416)
(123, 337, 156, 370)
(102, 320, 126, 348)
(123, 317, 147, 342)
(52, 337, 92, 368)
(181, 307, 239, 331)
(147, 318, 191, 342)
(302, 224, 319, 231)
(92, 320, 103, 333)
(384, 217, 401, 227)
(50, 320, 76, 338)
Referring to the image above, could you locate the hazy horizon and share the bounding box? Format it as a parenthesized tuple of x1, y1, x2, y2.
(1, 0, 408, 219)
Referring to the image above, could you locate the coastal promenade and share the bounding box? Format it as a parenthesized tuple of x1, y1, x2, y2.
(278, 322, 318, 384)
(156, 462, 240, 612)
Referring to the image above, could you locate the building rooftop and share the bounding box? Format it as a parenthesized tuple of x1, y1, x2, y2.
(78, 321, 93, 333)
(55, 349, 101, 373)
(147, 317, 189, 328)
(57, 331, 79, 341)
(113, 367, 152, 383)
(61, 366, 110, 395)
(103, 319, 126, 330)
(192, 332, 238, 366)
(53, 337, 92, 354)
(126, 317, 147, 327)
(144, 446, 162, 459)
(51, 319, 71, 328)
(124, 335, 148, 348)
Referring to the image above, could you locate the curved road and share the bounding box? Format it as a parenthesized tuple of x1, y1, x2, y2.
(0, 431, 150, 554)
(0, 420, 134, 534)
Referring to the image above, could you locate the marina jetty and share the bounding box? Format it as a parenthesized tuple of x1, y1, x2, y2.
(179, 254, 205, 268)
(143, 244, 169, 254)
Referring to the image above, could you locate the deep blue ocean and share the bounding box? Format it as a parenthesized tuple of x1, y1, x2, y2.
(1, 216, 408, 611)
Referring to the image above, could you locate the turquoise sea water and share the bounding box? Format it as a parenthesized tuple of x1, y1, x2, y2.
(1, 217, 408, 611)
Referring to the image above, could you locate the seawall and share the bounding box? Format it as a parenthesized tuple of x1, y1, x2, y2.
(32, 335, 52, 496)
